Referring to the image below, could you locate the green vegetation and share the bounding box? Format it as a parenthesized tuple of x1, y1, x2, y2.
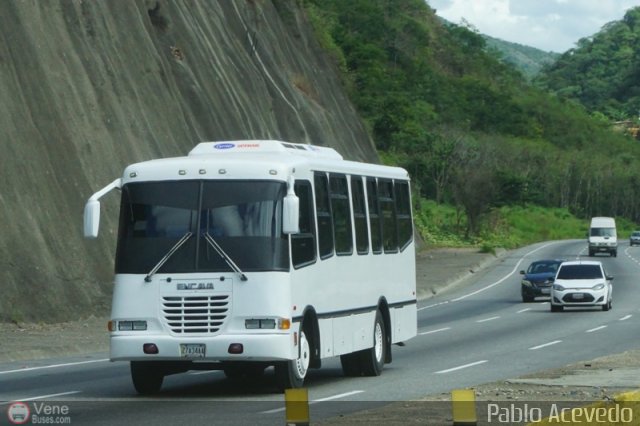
(414, 199, 584, 249)
(415, 200, 637, 251)
(536, 7, 640, 121)
(482, 34, 560, 81)
(301, 0, 640, 248)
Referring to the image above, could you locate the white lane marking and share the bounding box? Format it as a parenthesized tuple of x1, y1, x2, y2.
(315, 390, 365, 402)
(620, 315, 632, 321)
(449, 242, 559, 303)
(476, 316, 500, 323)
(261, 390, 364, 414)
(188, 371, 219, 376)
(419, 327, 451, 336)
(0, 391, 81, 406)
(586, 325, 607, 333)
(0, 359, 109, 375)
(419, 241, 561, 312)
(529, 340, 562, 350)
(435, 360, 488, 374)
(517, 308, 531, 313)
(420, 300, 451, 310)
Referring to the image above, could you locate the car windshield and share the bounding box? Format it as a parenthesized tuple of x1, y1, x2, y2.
(590, 227, 615, 237)
(527, 262, 560, 274)
(557, 265, 603, 280)
(633, 232, 640, 237)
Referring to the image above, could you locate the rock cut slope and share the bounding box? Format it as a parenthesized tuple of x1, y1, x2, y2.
(0, 0, 377, 322)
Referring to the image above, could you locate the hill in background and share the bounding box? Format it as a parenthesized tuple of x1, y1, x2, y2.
(483, 34, 560, 80)
(535, 6, 640, 121)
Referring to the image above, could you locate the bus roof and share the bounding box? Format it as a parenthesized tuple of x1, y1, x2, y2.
(188, 140, 343, 160)
(121, 140, 409, 184)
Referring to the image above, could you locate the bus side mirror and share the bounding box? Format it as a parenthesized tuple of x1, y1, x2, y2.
(84, 199, 101, 238)
(283, 193, 299, 234)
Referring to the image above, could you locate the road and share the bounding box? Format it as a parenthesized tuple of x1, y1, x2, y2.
(2, 240, 640, 425)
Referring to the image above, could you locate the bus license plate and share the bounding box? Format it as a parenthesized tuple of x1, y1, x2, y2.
(180, 344, 206, 358)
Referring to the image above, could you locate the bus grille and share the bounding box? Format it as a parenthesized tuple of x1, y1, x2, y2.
(161, 295, 230, 334)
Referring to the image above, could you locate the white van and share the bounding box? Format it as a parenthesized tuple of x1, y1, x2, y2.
(588, 217, 617, 257)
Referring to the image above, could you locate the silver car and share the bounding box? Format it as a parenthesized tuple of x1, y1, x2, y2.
(630, 231, 640, 246)
(550, 260, 613, 312)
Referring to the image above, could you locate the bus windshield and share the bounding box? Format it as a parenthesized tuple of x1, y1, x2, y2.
(115, 180, 288, 274)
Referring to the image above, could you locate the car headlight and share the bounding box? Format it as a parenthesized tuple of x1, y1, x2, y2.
(592, 283, 605, 290)
(553, 284, 565, 291)
(521, 280, 532, 287)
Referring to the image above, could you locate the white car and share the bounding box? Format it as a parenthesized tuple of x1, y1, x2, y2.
(550, 260, 613, 312)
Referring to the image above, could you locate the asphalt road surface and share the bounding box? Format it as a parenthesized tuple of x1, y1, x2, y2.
(2, 240, 640, 425)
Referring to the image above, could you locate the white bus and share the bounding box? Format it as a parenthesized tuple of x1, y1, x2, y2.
(84, 140, 416, 394)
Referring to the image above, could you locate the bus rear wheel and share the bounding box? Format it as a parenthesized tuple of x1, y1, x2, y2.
(361, 310, 386, 376)
(275, 330, 310, 390)
(131, 361, 164, 395)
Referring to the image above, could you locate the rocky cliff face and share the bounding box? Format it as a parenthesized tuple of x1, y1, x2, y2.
(0, 0, 377, 322)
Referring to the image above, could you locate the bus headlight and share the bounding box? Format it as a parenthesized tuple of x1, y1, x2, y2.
(245, 318, 276, 329)
(244, 318, 290, 330)
(117, 320, 148, 331)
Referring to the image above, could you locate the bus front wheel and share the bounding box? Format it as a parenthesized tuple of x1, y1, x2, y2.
(275, 330, 310, 390)
(361, 310, 386, 376)
(131, 361, 164, 395)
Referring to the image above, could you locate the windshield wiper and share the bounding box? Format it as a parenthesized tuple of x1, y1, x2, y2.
(203, 232, 248, 281)
(144, 232, 193, 282)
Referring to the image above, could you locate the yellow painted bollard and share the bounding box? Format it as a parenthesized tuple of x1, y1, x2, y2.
(451, 389, 477, 426)
(285, 388, 310, 426)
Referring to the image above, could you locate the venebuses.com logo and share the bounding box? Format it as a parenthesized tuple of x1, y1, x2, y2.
(6, 402, 30, 424)
(6, 401, 72, 424)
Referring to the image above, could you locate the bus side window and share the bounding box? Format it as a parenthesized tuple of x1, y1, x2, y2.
(394, 181, 413, 250)
(292, 180, 317, 268)
(366, 178, 383, 254)
(351, 176, 369, 255)
(379, 179, 398, 253)
(314, 172, 334, 259)
(330, 173, 353, 256)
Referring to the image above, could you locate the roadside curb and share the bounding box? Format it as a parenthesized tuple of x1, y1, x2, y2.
(416, 248, 508, 301)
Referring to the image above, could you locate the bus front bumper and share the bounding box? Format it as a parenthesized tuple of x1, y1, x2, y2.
(109, 333, 295, 362)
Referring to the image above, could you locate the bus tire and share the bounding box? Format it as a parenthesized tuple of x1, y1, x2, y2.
(275, 329, 310, 390)
(340, 352, 362, 377)
(361, 310, 385, 376)
(131, 361, 164, 395)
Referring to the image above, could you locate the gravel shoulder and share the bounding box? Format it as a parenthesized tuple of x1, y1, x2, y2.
(2, 247, 639, 424)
